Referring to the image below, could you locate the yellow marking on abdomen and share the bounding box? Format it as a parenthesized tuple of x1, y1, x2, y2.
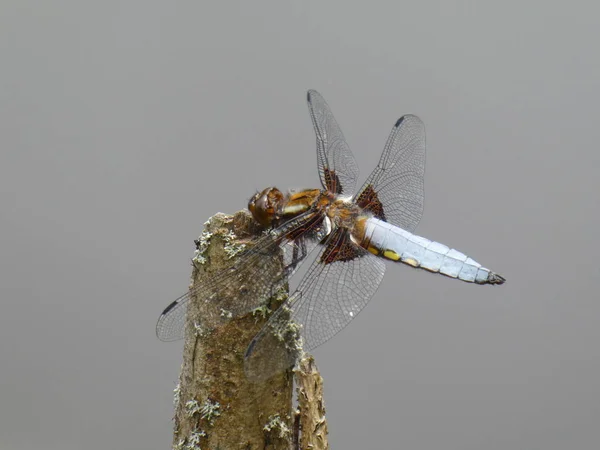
(383, 249, 400, 261)
(367, 246, 380, 255)
(402, 257, 420, 267)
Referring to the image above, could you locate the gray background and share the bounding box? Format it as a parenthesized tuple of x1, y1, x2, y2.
(1, 1, 599, 449)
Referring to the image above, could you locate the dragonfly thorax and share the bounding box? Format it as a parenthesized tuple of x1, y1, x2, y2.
(326, 198, 362, 230)
(248, 187, 324, 228)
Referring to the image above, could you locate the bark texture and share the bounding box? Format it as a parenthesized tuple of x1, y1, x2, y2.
(172, 211, 293, 450)
(294, 356, 330, 450)
(171, 211, 329, 449)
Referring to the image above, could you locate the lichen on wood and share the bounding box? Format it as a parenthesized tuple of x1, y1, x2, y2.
(171, 210, 329, 449)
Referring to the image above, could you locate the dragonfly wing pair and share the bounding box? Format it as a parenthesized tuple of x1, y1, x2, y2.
(244, 91, 427, 379)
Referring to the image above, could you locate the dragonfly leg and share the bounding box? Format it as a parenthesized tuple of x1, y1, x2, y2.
(285, 238, 307, 277)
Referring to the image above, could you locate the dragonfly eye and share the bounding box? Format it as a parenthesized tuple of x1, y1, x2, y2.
(248, 187, 283, 227)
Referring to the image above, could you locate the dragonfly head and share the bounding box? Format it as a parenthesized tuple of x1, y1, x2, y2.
(248, 187, 284, 227)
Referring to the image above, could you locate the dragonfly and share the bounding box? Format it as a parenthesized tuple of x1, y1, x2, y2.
(156, 90, 505, 379)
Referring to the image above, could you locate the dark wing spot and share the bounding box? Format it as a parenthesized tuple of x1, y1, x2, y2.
(356, 184, 386, 221)
(161, 300, 179, 315)
(324, 168, 343, 194)
(320, 229, 362, 264)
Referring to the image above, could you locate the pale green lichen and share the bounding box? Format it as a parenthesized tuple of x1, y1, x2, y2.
(200, 399, 221, 425)
(185, 399, 202, 417)
(273, 287, 288, 304)
(193, 220, 246, 265)
(192, 229, 213, 265)
(186, 398, 221, 425)
(252, 286, 288, 321)
(173, 382, 181, 408)
(222, 229, 246, 259)
(251, 304, 270, 320)
(285, 328, 304, 356)
(173, 428, 207, 450)
(193, 322, 205, 337)
(272, 311, 301, 341)
(269, 306, 304, 355)
(219, 308, 233, 319)
(263, 414, 291, 438)
(185, 428, 206, 450)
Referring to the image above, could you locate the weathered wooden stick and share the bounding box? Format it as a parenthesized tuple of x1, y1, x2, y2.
(172, 211, 293, 449)
(295, 355, 330, 450)
(170, 211, 328, 449)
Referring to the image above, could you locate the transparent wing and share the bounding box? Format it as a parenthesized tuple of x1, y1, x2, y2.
(307, 90, 360, 195)
(244, 228, 386, 380)
(156, 211, 328, 341)
(354, 115, 426, 232)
